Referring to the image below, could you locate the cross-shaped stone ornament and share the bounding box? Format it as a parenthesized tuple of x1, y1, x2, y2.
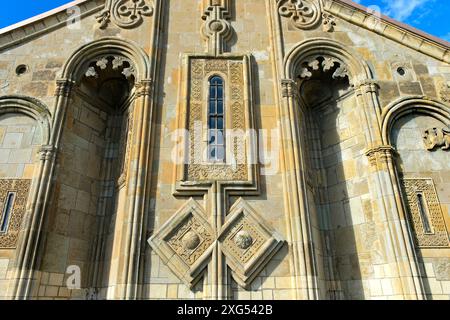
(148, 198, 284, 289)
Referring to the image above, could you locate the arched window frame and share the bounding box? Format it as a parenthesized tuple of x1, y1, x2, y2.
(207, 75, 226, 162)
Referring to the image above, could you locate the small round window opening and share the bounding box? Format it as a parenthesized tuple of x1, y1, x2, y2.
(396, 67, 406, 76)
(15, 65, 28, 76)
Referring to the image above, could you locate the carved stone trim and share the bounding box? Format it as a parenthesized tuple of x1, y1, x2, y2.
(277, 0, 321, 30)
(401, 178, 450, 248)
(97, 0, 154, 29)
(0, 179, 32, 249)
(281, 79, 299, 99)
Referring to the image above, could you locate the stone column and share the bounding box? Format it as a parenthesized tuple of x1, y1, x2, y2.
(279, 79, 319, 300)
(121, 79, 153, 300)
(11, 79, 74, 299)
(357, 81, 425, 299)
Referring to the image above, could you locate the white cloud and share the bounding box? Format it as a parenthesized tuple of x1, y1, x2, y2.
(352, 0, 433, 22)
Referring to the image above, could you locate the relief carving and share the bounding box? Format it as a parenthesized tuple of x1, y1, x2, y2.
(277, 0, 321, 30)
(423, 127, 450, 151)
(97, 0, 153, 29)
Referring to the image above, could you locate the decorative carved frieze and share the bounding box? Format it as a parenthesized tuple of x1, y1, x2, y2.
(277, 0, 321, 30)
(0, 179, 31, 249)
(423, 127, 450, 151)
(401, 178, 450, 248)
(148, 198, 284, 289)
(96, 0, 153, 29)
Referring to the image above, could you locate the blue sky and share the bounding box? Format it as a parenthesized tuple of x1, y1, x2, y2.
(0, 0, 449, 42)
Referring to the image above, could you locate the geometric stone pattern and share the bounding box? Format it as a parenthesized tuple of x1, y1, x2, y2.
(277, 0, 321, 30)
(0, 179, 31, 248)
(149, 198, 284, 289)
(402, 178, 450, 248)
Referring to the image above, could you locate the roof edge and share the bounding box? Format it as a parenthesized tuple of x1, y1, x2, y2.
(325, 0, 450, 63)
(0, 0, 92, 35)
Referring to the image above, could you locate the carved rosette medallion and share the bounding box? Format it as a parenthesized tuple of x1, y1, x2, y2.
(277, 0, 321, 30)
(402, 178, 450, 248)
(0, 179, 31, 248)
(187, 57, 248, 182)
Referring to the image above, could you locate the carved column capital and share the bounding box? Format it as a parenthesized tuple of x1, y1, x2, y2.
(39, 145, 57, 161)
(135, 79, 153, 97)
(365, 145, 396, 169)
(281, 79, 299, 98)
(54, 79, 75, 97)
(354, 79, 380, 94)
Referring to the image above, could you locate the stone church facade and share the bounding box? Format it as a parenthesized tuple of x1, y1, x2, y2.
(0, 0, 449, 300)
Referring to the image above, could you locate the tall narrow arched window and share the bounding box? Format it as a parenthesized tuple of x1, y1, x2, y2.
(1, 192, 15, 233)
(208, 76, 225, 161)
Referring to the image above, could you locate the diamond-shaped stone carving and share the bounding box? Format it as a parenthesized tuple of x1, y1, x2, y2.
(148, 198, 214, 288)
(219, 198, 284, 289)
(149, 198, 284, 290)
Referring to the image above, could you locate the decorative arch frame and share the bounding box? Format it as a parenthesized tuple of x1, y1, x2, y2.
(0, 95, 51, 145)
(381, 96, 450, 145)
(60, 36, 151, 83)
(283, 37, 373, 83)
(279, 37, 426, 299)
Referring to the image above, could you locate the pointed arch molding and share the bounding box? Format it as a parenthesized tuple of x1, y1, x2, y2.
(381, 96, 450, 145)
(61, 37, 151, 83)
(0, 95, 51, 146)
(283, 37, 373, 84)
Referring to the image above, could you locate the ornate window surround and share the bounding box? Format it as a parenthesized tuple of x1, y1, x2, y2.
(173, 53, 258, 190)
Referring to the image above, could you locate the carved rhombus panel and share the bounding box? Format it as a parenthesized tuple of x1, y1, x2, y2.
(402, 178, 450, 248)
(0, 179, 31, 249)
(148, 198, 214, 288)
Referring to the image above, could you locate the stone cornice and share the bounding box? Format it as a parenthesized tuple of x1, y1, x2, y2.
(323, 0, 450, 64)
(0, 0, 104, 51)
